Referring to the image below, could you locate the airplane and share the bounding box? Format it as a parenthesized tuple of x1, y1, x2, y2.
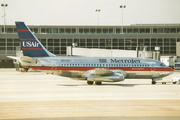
(8, 22, 174, 85)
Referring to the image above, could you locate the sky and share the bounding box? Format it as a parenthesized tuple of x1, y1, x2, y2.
(0, 0, 180, 26)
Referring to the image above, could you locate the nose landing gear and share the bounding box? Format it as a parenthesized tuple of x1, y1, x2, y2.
(152, 79, 156, 84)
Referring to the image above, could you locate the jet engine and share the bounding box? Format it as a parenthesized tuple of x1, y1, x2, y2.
(87, 73, 124, 82)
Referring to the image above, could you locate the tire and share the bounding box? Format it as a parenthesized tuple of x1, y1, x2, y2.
(87, 81, 94, 85)
(152, 81, 156, 84)
(95, 81, 102, 85)
(173, 82, 177, 84)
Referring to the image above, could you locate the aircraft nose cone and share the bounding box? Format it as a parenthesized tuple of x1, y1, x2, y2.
(168, 68, 174, 75)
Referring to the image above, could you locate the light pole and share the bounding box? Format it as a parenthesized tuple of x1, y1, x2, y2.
(95, 9, 100, 25)
(1, 3, 8, 33)
(119, 5, 126, 34)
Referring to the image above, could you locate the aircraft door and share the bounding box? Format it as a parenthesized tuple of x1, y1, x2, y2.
(51, 64, 57, 70)
(151, 64, 155, 71)
(51, 60, 57, 70)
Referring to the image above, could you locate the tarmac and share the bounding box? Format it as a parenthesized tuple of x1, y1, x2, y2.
(0, 69, 180, 120)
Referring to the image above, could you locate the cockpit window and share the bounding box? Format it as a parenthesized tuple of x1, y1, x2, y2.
(160, 63, 165, 66)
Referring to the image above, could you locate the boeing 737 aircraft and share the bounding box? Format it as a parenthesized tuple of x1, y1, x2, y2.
(8, 22, 174, 85)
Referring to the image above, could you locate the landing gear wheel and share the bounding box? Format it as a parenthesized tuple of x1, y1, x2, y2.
(87, 81, 94, 85)
(152, 81, 156, 84)
(95, 81, 102, 85)
(173, 82, 177, 84)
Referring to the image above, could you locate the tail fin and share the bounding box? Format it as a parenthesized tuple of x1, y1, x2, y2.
(15, 22, 56, 57)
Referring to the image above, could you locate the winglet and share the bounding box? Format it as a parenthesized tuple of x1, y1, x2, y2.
(15, 22, 56, 57)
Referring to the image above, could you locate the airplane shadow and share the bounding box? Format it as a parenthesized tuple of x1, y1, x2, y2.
(57, 83, 154, 87)
(100, 83, 150, 87)
(57, 83, 177, 87)
(58, 84, 80, 86)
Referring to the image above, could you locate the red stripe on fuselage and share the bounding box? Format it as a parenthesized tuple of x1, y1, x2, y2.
(28, 66, 174, 72)
(20, 39, 36, 41)
(17, 29, 29, 31)
(22, 48, 43, 50)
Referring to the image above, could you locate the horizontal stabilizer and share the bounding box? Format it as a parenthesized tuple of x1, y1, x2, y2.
(20, 56, 37, 63)
(7, 56, 19, 60)
(7, 56, 37, 63)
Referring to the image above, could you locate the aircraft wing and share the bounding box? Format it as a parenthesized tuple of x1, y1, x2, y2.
(94, 68, 114, 76)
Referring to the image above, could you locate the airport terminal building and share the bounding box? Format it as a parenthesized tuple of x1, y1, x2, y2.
(0, 23, 180, 67)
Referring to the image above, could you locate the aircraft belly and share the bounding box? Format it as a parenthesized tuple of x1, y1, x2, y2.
(126, 71, 168, 79)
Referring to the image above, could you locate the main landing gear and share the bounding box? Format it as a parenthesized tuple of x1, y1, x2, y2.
(87, 81, 102, 85)
(87, 81, 93, 85)
(95, 81, 102, 85)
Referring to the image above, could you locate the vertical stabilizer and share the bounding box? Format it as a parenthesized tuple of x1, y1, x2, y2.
(15, 22, 56, 57)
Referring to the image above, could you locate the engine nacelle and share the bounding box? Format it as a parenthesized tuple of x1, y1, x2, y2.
(87, 73, 124, 82)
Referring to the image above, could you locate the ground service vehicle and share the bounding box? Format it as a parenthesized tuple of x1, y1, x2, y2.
(174, 62, 180, 70)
